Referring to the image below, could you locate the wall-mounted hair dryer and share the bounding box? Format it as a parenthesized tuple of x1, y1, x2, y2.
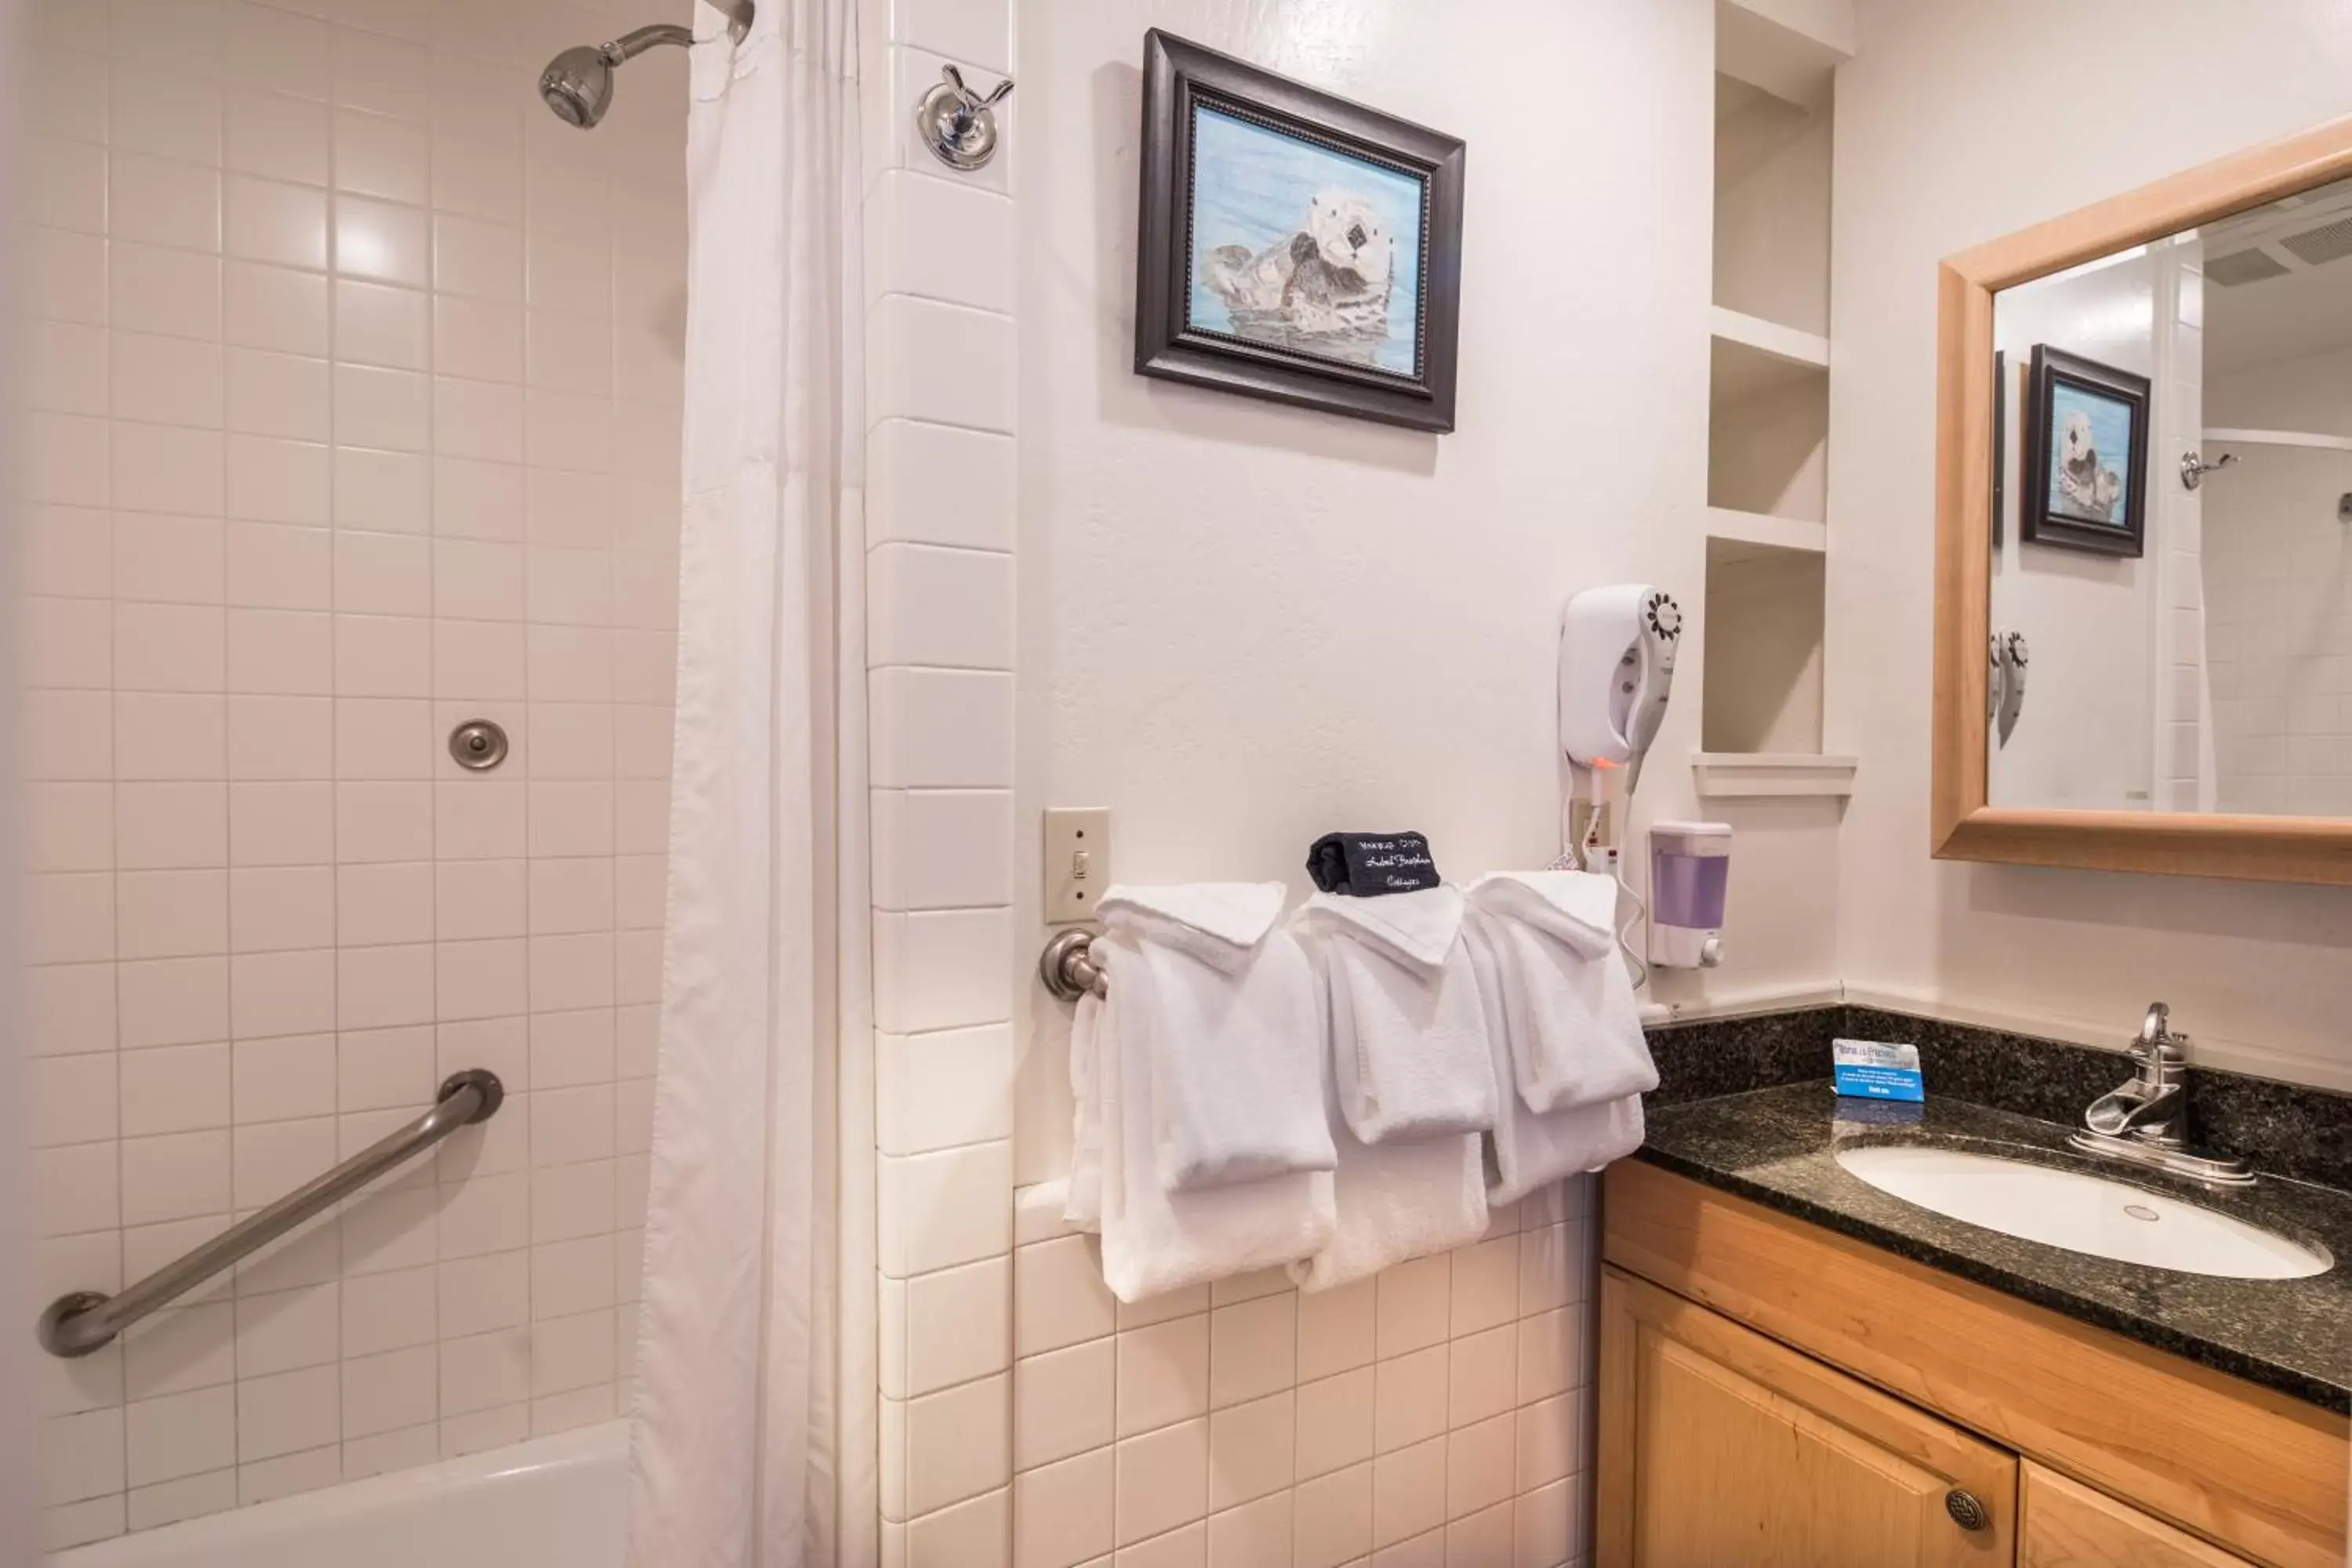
(1559, 584, 1681, 793)
(1556, 585, 1682, 987)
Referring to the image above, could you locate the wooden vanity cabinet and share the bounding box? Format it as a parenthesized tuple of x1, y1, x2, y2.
(2020, 1465, 2257, 1567)
(1599, 1163, 2347, 1568)
(1599, 1268, 2017, 1565)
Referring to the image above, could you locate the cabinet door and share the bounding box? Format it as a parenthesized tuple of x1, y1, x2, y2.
(2020, 1464, 2258, 1567)
(1597, 1266, 2018, 1566)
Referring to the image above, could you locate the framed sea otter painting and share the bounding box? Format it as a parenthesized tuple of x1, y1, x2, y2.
(2021, 345, 2149, 557)
(1134, 30, 1466, 433)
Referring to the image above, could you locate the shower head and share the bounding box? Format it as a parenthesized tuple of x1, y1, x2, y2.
(539, 2, 754, 127)
(539, 42, 627, 129)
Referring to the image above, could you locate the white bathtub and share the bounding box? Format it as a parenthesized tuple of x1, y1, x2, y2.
(50, 1421, 628, 1568)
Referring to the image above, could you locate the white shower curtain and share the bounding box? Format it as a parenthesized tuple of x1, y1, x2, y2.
(627, 2, 875, 1564)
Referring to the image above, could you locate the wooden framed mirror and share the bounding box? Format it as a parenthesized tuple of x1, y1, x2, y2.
(1933, 114, 2352, 886)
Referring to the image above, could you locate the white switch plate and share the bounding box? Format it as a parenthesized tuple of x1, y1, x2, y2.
(1044, 807, 1110, 925)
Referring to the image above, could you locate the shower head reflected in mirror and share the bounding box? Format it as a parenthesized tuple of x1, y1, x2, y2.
(540, 2, 753, 128)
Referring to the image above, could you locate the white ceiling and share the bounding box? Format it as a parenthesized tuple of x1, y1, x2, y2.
(2202, 172, 2352, 377)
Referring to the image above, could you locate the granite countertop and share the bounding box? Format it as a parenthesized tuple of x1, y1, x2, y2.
(1636, 1080, 2352, 1413)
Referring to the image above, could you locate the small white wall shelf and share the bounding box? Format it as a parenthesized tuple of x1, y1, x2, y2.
(1692, 752, 1859, 798)
(1710, 307, 1829, 371)
(2201, 427, 2352, 452)
(1706, 506, 1826, 555)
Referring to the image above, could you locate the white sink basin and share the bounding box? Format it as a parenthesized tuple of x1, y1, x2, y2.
(1834, 1145, 2330, 1280)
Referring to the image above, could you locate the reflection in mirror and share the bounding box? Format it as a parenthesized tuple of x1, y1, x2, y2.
(1988, 172, 2352, 817)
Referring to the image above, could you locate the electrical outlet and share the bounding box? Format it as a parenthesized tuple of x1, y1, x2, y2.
(1570, 800, 1611, 853)
(1044, 808, 1111, 924)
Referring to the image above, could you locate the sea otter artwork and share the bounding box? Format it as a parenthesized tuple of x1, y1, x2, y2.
(1138, 31, 1463, 429)
(2022, 345, 2147, 556)
(1183, 103, 1425, 377)
(2054, 407, 2124, 523)
(1202, 188, 1396, 363)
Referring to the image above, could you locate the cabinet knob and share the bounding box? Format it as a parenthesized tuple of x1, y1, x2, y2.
(1944, 1489, 1990, 1532)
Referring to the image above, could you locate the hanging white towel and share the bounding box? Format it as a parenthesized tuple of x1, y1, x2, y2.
(1098, 884, 1335, 1192)
(1094, 938, 1338, 1302)
(1464, 916, 1646, 1205)
(1289, 1112, 1489, 1294)
(1293, 887, 1497, 1144)
(1465, 871, 1657, 1113)
(1098, 882, 1289, 969)
(1062, 988, 1104, 1232)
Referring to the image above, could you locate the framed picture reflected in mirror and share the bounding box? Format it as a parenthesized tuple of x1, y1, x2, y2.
(2022, 344, 2150, 557)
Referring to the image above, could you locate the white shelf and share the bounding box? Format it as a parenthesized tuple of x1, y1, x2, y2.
(1692, 752, 1858, 798)
(1717, 0, 1853, 108)
(1706, 506, 1825, 555)
(2202, 426, 2352, 452)
(1711, 307, 1829, 368)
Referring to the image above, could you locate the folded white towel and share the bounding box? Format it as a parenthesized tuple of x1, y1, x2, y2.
(1465, 872, 1657, 1113)
(1098, 882, 1288, 971)
(1098, 882, 1334, 1192)
(1094, 938, 1338, 1302)
(1464, 917, 1646, 1205)
(1062, 989, 1105, 1232)
(1290, 1112, 1489, 1294)
(1293, 887, 1497, 1144)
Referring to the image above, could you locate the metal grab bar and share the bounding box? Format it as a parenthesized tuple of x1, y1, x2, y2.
(38, 1069, 505, 1358)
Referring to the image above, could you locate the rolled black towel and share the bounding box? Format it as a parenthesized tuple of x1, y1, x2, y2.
(1305, 831, 1440, 896)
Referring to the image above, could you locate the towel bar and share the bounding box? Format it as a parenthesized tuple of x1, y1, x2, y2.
(1040, 928, 1107, 1001)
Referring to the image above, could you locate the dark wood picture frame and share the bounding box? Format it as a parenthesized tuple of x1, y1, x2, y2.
(2021, 344, 2150, 557)
(1134, 29, 1467, 433)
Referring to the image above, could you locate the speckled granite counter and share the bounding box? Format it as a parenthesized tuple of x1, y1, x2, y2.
(1635, 1080, 2352, 1413)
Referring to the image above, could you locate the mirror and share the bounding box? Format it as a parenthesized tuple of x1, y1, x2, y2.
(1933, 115, 2352, 884)
(1988, 172, 2352, 818)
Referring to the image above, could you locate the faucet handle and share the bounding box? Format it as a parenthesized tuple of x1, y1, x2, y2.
(2126, 1004, 2191, 1090)
(2132, 1002, 2184, 1063)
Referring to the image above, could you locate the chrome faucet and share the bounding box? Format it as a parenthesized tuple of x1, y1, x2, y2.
(2070, 1003, 2252, 1185)
(2085, 1003, 2187, 1143)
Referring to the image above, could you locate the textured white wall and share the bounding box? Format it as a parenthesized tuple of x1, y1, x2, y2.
(1000, 2, 1831, 1565)
(1011, 0, 1842, 1198)
(1829, 0, 2352, 1087)
(1985, 253, 2162, 811)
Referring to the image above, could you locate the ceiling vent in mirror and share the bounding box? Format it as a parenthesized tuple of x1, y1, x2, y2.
(2279, 213, 2352, 267)
(2203, 248, 2292, 286)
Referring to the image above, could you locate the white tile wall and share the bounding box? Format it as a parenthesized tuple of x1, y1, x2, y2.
(2201, 339, 2352, 815)
(14, 0, 688, 1548)
(1004, 1184, 1598, 1568)
(2202, 438, 2352, 815)
(864, 0, 1021, 1559)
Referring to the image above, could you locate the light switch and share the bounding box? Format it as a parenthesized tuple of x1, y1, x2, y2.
(1044, 807, 1110, 925)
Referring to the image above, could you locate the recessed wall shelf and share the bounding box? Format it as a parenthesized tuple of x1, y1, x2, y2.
(1692, 752, 1859, 798)
(1706, 506, 1825, 555)
(1710, 306, 1829, 372)
(2201, 426, 2352, 452)
(1704, 0, 1846, 779)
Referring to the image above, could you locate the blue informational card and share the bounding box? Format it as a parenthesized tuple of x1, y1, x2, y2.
(1832, 1038, 1925, 1102)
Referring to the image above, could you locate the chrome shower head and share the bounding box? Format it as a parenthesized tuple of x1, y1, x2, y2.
(539, 3, 753, 129)
(540, 42, 620, 128)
